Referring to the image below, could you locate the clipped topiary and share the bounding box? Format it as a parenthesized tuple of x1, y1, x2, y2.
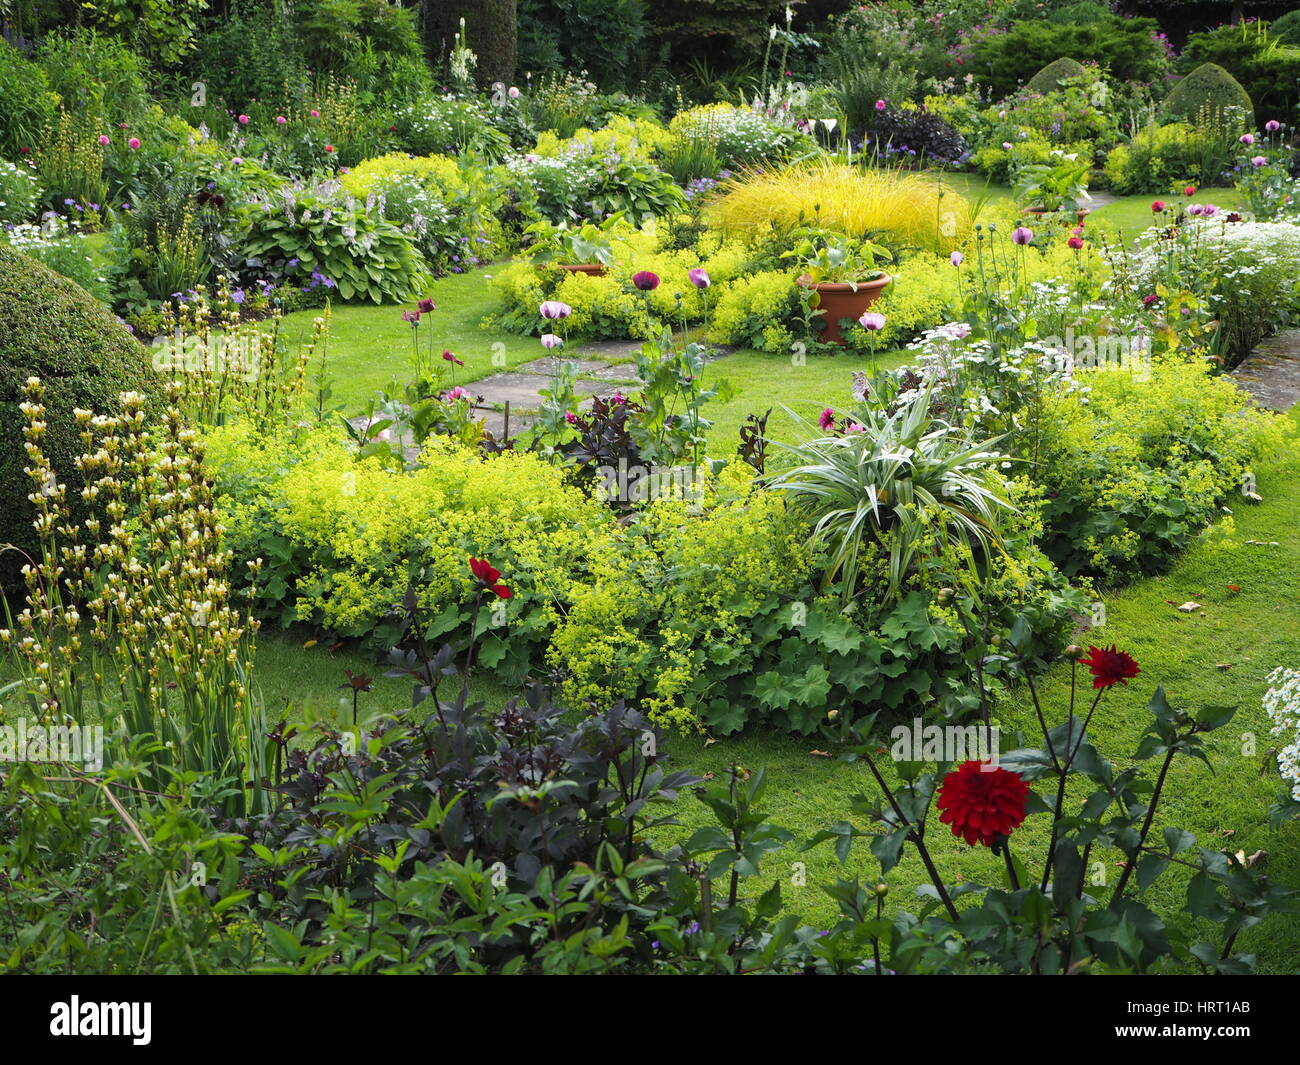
(1275, 11, 1300, 46)
(0, 245, 159, 588)
(1026, 57, 1087, 94)
(1162, 62, 1254, 126)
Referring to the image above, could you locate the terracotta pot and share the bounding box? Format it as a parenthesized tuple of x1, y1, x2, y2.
(557, 263, 608, 277)
(805, 275, 892, 345)
(1022, 206, 1091, 224)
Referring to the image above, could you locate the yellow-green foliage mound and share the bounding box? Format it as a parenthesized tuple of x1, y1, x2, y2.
(706, 162, 972, 253)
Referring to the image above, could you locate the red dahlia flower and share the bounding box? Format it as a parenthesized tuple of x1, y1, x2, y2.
(937, 760, 1029, 847)
(1079, 644, 1140, 689)
(469, 557, 512, 599)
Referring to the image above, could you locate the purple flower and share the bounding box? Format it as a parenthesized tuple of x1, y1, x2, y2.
(442, 349, 464, 366)
(950, 250, 963, 267)
(418, 297, 436, 313)
(1011, 226, 1034, 245)
(1265, 120, 1281, 133)
(875, 99, 887, 111)
(1240, 133, 1255, 145)
(858, 312, 886, 331)
(631, 270, 660, 291)
(539, 300, 571, 320)
(540, 333, 563, 349)
(1251, 155, 1267, 167)
(688, 268, 711, 289)
(402, 310, 421, 326)
(819, 407, 835, 430)
(231, 288, 245, 305)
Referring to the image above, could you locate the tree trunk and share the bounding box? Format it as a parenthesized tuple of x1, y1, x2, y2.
(426, 0, 516, 87)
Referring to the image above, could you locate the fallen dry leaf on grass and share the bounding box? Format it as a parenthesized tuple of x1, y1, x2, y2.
(810, 750, 832, 758)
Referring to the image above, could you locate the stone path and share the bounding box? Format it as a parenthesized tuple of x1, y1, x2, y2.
(348, 335, 738, 447)
(1231, 328, 1300, 412)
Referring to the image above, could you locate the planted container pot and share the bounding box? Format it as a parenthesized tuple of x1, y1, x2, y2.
(556, 263, 608, 277)
(806, 275, 891, 345)
(1022, 206, 1091, 224)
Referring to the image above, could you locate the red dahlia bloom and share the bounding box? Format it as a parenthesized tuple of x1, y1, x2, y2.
(469, 557, 512, 599)
(1079, 644, 1140, 689)
(937, 760, 1030, 847)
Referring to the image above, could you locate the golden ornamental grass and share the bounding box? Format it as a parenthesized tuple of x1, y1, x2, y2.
(706, 162, 972, 253)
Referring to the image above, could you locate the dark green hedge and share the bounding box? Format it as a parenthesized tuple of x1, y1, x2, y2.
(0, 245, 159, 588)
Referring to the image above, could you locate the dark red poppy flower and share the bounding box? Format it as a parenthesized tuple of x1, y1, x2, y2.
(418, 298, 436, 313)
(1079, 644, 1140, 689)
(631, 270, 660, 291)
(469, 557, 511, 599)
(442, 349, 464, 366)
(937, 760, 1030, 847)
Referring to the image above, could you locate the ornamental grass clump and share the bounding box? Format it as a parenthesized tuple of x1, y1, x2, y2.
(707, 162, 971, 254)
(0, 378, 268, 815)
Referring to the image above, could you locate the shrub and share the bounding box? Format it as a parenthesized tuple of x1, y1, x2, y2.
(204, 424, 618, 676)
(36, 28, 152, 125)
(868, 104, 967, 167)
(1026, 57, 1088, 94)
(1037, 359, 1294, 581)
(0, 39, 55, 158)
(1179, 24, 1300, 123)
(1275, 10, 1300, 45)
(1163, 62, 1255, 127)
(1102, 119, 1240, 195)
(0, 245, 159, 587)
(963, 16, 1169, 99)
(393, 95, 512, 160)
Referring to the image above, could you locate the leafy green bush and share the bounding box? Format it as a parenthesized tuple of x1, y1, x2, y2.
(964, 16, 1169, 99)
(0, 245, 158, 587)
(1102, 119, 1241, 195)
(1162, 62, 1255, 126)
(1025, 57, 1087, 94)
(0, 39, 55, 158)
(1037, 359, 1294, 581)
(242, 185, 431, 303)
(204, 423, 616, 679)
(1275, 10, 1300, 45)
(37, 28, 152, 125)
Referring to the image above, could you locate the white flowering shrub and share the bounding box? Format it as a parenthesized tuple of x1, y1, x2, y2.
(1264, 667, 1300, 804)
(668, 103, 799, 168)
(0, 158, 40, 225)
(1127, 217, 1300, 358)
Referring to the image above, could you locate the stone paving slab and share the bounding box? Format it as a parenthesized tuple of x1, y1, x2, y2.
(516, 358, 610, 376)
(1231, 328, 1300, 412)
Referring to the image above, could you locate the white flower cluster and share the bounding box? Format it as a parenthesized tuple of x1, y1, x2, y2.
(1263, 667, 1300, 803)
(0, 157, 40, 226)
